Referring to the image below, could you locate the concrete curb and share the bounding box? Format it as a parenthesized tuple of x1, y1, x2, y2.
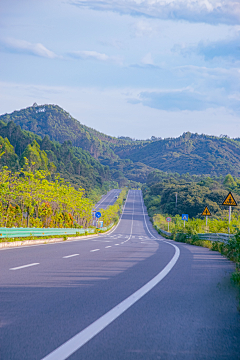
(0, 234, 99, 249)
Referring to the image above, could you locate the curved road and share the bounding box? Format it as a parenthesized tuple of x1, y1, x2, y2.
(0, 190, 240, 359)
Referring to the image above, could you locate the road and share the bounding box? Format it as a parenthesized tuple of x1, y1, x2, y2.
(94, 189, 121, 210)
(0, 190, 240, 360)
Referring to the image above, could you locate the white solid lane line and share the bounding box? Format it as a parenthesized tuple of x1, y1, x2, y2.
(63, 254, 79, 259)
(105, 246, 111, 248)
(9, 263, 39, 271)
(41, 244, 180, 360)
(90, 249, 100, 252)
(115, 244, 119, 246)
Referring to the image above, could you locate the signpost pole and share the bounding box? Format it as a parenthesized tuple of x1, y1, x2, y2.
(206, 215, 208, 227)
(168, 222, 169, 232)
(229, 206, 231, 234)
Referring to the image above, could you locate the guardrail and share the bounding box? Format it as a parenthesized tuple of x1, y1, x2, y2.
(196, 233, 234, 244)
(0, 223, 114, 239)
(155, 225, 235, 244)
(155, 226, 171, 237)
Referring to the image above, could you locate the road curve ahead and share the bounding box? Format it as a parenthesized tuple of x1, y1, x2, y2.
(0, 190, 240, 360)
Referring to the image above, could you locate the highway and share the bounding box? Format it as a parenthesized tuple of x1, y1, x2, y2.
(0, 190, 240, 359)
(94, 189, 122, 210)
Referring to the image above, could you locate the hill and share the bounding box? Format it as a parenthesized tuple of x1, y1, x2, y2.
(114, 132, 240, 177)
(0, 103, 139, 160)
(0, 104, 154, 183)
(0, 120, 112, 192)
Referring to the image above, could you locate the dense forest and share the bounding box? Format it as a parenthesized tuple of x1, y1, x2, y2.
(0, 120, 114, 194)
(114, 132, 240, 176)
(143, 170, 240, 219)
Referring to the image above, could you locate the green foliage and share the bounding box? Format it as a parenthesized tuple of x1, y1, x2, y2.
(0, 167, 94, 228)
(143, 176, 240, 219)
(97, 188, 128, 227)
(114, 132, 240, 177)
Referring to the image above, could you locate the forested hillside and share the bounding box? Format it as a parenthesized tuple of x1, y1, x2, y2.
(114, 132, 240, 176)
(143, 172, 240, 219)
(0, 120, 112, 192)
(0, 104, 153, 184)
(3, 104, 240, 180)
(0, 103, 136, 160)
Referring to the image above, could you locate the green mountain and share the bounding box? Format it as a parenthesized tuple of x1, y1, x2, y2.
(0, 120, 111, 192)
(114, 132, 240, 177)
(3, 104, 240, 180)
(0, 104, 154, 183)
(0, 103, 133, 160)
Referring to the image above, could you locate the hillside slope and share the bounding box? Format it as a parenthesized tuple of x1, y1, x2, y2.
(114, 132, 240, 176)
(0, 120, 111, 191)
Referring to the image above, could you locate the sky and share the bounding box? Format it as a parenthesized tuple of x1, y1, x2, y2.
(0, 0, 239, 139)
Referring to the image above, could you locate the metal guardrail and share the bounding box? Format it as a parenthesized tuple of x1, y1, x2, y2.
(196, 233, 234, 244)
(155, 226, 171, 237)
(155, 225, 235, 244)
(0, 223, 114, 239)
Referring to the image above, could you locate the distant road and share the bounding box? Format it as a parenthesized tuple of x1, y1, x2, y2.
(0, 190, 240, 360)
(95, 189, 122, 210)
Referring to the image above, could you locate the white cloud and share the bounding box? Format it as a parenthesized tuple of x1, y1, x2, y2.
(68, 50, 123, 64)
(70, 0, 240, 25)
(0, 38, 57, 58)
(69, 50, 110, 61)
(1, 81, 240, 139)
(141, 52, 154, 65)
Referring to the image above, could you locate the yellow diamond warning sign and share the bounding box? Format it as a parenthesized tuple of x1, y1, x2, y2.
(201, 206, 211, 216)
(222, 192, 237, 206)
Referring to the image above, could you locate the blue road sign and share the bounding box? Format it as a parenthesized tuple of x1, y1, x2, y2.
(182, 214, 188, 221)
(95, 212, 102, 218)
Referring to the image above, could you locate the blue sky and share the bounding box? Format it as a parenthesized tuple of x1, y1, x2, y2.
(0, 0, 239, 139)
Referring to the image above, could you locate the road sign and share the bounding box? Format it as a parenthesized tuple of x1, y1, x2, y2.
(166, 217, 172, 222)
(95, 212, 102, 218)
(201, 206, 211, 216)
(222, 192, 237, 206)
(182, 214, 188, 221)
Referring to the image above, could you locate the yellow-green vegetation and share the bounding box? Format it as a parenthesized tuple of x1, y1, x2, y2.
(0, 165, 94, 228)
(98, 187, 128, 227)
(153, 213, 240, 235)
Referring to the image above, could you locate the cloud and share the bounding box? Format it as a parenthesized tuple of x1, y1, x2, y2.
(70, 0, 240, 25)
(141, 52, 154, 65)
(0, 38, 57, 58)
(196, 37, 240, 60)
(68, 50, 122, 63)
(174, 35, 240, 61)
(129, 88, 217, 111)
(128, 84, 240, 112)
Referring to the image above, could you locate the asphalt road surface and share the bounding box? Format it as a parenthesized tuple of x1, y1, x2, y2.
(0, 190, 240, 360)
(95, 189, 122, 210)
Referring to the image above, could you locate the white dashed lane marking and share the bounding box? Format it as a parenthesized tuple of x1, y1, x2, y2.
(9, 263, 39, 271)
(63, 254, 79, 259)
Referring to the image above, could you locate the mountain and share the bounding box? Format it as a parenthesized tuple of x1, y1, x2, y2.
(0, 120, 111, 192)
(114, 132, 240, 177)
(3, 105, 240, 179)
(0, 103, 136, 160)
(0, 104, 154, 183)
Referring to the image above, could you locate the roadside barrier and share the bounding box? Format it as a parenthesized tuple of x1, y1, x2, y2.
(155, 225, 234, 244)
(0, 223, 114, 240)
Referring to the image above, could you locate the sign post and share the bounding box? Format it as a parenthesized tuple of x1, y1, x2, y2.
(182, 214, 188, 227)
(222, 192, 237, 233)
(95, 212, 102, 228)
(201, 206, 211, 227)
(166, 217, 172, 232)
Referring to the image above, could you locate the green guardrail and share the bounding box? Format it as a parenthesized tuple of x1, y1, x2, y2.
(0, 223, 114, 239)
